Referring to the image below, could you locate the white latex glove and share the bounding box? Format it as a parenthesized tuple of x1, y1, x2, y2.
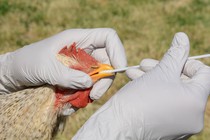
(73, 32, 210, 140)
(0, 28, 127, 100)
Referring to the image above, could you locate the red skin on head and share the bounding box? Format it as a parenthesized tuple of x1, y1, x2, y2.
(59, 42, 99, 74)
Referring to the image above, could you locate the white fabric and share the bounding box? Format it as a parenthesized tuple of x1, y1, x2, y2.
(73, 32, 210, 140)
(0, 28, 127, 99)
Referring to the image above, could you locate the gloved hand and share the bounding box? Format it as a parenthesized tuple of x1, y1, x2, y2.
(73, 32, 210, 140)
(0, 28, 127, 100)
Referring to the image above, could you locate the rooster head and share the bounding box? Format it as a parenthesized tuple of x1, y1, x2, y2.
(57, 42, 114, 83)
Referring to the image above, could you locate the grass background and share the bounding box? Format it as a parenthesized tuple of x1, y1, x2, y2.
(0, 0, 210, 139)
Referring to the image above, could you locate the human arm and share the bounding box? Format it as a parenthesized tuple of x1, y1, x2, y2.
(73, 32, 210, 140)
(0, 28, 127, 99)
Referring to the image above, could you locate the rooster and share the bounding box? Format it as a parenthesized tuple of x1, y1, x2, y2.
(0, 43, 114, 140)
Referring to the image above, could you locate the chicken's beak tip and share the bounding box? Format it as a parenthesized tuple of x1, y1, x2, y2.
(89, 64, 114, 83)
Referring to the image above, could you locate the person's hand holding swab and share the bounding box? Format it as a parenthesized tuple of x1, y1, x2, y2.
(73, 32, 210, 140)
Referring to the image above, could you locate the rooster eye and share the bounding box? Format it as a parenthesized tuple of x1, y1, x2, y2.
(91, 66, 99, 69)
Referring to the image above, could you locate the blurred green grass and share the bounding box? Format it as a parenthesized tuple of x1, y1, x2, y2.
(0, 0, 210, 139)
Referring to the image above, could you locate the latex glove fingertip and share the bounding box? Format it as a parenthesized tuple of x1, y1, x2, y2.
(140, 58, 159, 72)
(90, 77, 114, 100)
(126, 69, 145, 80)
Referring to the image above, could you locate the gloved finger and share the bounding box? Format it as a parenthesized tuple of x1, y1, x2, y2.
(91, 48, 109, 66)
(48, 59, 93, 89)
(99, 28, 127, 69)
(90, 77, 114, 100)
(76, 28, 127, 69)
(126, 69, 145, 80)
(157, 32, 190, 80)
(140, 58, 159, 72)
(89, 48, 114, 100)
(126, 59, 159, 80)
(183, 60, 210, 97)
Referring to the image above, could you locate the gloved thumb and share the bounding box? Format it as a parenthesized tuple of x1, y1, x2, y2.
(140, 58, 159, 72)
(49, 60, 93, 89)
(126, 59, 158, 80)
(157, 32, 190, 79)
(126, 68, 145, 80)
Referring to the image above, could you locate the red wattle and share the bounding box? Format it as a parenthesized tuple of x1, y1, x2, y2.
(55, 88, 93, 108)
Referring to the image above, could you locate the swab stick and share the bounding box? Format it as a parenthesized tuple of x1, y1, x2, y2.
(100, 54, 210, 73)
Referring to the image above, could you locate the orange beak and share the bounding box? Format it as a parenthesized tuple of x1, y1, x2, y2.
(88, 64, 114, 83)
